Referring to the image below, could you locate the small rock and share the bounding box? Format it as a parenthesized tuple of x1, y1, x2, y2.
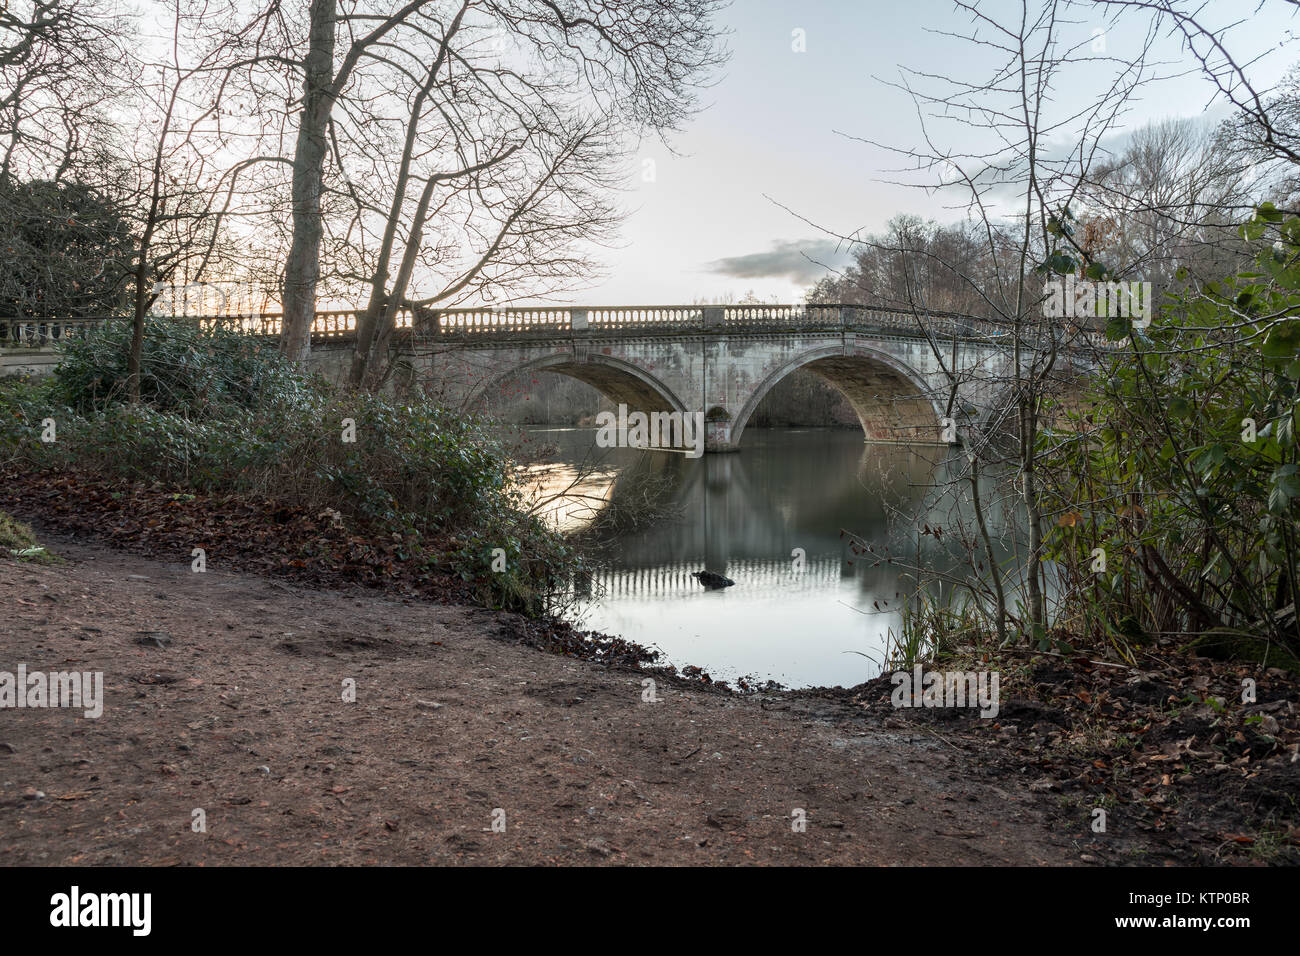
(134, 631, 172, 649)
(22, 788, 44, 800)
(1260, 715, 1282, 736)
(1028, 777, 1058, 793)
(705, 807, 744, 830)
(256, 765, 271, 774)
(415, 700, 443, 711)
(445, 833, 483, 853)
(0, 743, 16, 754)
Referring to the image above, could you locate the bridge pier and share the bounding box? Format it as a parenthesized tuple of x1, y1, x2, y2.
(703, 407, 739, 454)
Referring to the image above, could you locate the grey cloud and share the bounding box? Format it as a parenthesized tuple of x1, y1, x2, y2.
(706, 239, 851, 283)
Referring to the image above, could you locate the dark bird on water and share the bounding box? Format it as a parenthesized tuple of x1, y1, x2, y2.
(691, 570, 735, 590)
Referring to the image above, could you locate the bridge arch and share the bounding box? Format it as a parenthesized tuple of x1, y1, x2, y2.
(729, 344, 945, 449)
(465, 352, 688, 416)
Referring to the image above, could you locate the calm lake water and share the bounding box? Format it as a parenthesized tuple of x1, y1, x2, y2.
(519, 427, 1001, 689)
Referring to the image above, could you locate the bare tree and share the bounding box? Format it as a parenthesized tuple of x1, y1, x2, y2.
(1091, 0, 1300, 169)
(0, 0, 132, 185)
(785, 0, 1167, 645)
(108, 1, 256, 400)
(232, 0, 726, 368)
(1077, 117, 1257, 288)
(0, 1, 137, 323)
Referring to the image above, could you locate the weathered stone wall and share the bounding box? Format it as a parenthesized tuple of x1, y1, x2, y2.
(0, 349, 62, 380)
(306, 341, 353, 386)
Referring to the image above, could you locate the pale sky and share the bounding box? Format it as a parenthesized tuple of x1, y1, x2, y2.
(561, 0, 1300, 307)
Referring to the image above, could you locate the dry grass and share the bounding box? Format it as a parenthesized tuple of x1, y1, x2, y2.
(0, 510, 59, 564)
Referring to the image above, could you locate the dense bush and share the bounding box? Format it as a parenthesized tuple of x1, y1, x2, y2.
(49, 318, 316, 415)
(0, 179, 135, 320)
(0, 318, 573, 613)
(1038, 204, 1300, 667)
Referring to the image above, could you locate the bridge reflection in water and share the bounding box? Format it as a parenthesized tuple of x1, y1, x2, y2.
(520, 428, 1006, 688)
(576, 555, 848, 600)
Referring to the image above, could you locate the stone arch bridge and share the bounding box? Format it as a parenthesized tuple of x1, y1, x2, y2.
(3, 304, 1100, 453)
(308, 303, 1025, 453)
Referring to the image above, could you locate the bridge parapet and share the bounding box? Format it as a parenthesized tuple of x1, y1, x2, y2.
(430, 303, 1026, 342)
(0, 316, 102, 350)
(438, 305, 708, 334)
(2, 304, 1118, 351)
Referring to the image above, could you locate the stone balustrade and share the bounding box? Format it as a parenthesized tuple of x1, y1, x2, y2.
(0, 304, 1115, 353)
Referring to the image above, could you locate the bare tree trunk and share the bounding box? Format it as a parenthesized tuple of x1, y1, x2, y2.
(127, 254, 150, 404)
(279, 0, 336, 364)
(1020, 394, 1047, 629)
(127, 68, 174, 404)
(968, 447, 1009, 645)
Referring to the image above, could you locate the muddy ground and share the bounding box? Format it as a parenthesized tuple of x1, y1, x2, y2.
(5, 516, 1298, 866)
(0, 531, 1106, 867)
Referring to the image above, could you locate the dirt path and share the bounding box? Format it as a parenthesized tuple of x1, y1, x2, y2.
(1, 535, 1091, 865)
